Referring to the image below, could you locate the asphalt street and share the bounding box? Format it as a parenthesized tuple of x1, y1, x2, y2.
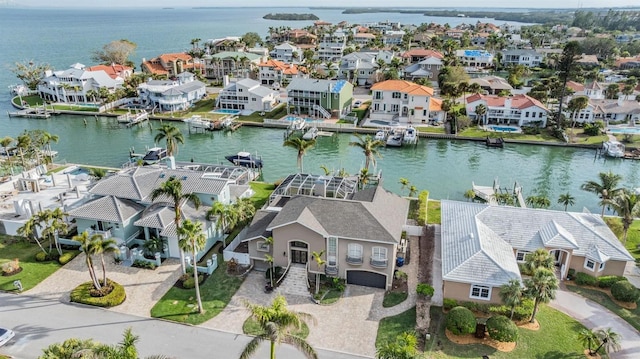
(0, 293, 370, 359)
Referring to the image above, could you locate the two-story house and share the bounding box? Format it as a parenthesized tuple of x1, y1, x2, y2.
(242, 174, 409, 290)
(317, 30, 348, 62)
(501, 49, 544, 68)
(456, 49, 494, 68)
(286, 78, 354, 119)
(369, 80, 444, 124)
(270, 43, 302, 63)
(465, 93, 549, 127)
(141, 53, 204, 78)
(257, 59, 308, 88)
(137, 72, 206, 112)
(204, 36, 245, 54)
(402, 55, 444, 83)
(38, 63, 123, 103)
(216, 78, 280, 112)
(203, 51, 266, 81)
(338, 52, 379, 86)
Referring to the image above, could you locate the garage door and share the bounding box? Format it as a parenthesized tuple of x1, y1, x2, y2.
(347, 271, 386, 289)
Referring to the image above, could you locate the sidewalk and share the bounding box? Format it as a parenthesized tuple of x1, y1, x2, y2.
(549, 285, 640, 359)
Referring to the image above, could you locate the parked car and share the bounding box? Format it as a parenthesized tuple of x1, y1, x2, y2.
(0, 327, 15, 347)
(353, 100, 362, 108)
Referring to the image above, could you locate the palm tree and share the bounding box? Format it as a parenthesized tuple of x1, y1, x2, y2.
(578, 328, 599, 356)
(73, 231, 103, 290)
(240, 295, 317, 359)
(177, 219, 207, 314)
(464, 189, 476, 202)
(234, 198, 256, 228)
(311, 250, 325, 295)
(581, 171, 623, 217)
(283, 137, 316, 173)
(92, 235, 119, 286)
(37, 208, 69, 256)
(399, 178, 410, 195)
(523, 248, 554, 274)
(349, 134, 385, 171)
(264, 236, 275, 287)
(595, 328, 622, 355)
(408, 185, 418, 198)
(524, 268, 558, 323)
(154, 124, 184, 157)
(499, 279, 523, 320)
(358, 168, 374, 190)
(0, 136, 14, 174)
(17, 215, 47, 255)
(150, 177, 201, 274)
(474, 104, 487, 125)
(206, 202, 238, 240)
(557, 192, 576, 211)
(604, 188, 640, 245)
(16, 133, 31, 170)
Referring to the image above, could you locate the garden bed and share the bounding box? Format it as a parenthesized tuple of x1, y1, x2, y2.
(445, 329, 516, 352)
(70, 280, 126, 307)
(383, 275, 408, 307)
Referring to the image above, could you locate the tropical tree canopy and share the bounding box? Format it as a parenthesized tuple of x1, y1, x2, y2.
(91, 39, 137, 66)
(12, 60, 51, 90)
(581, 171, 623, 216)
(348, 134, 385, 171)
(154, 124, 184, 157)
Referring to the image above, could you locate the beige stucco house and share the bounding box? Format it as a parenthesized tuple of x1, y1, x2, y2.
(441, 200, 634, 304)
(242, 174, 409, 290)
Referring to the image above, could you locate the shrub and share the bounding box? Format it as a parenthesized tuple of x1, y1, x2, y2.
(35, 252, 48, 262)
(611, 281, 640, 303)
(416, 283, 434, 297)
(443, 298, 458, 311)
(486, 315, 519, 342)
(417, 190, 429, 226)
(459, 301, 490, 314)
(395, 270, 408, 281)
(445, 306, 476, 335)
(182, 274, 205, 289)
(1, 258, 20, 275)
(70, 280, 126, 307)
(575, 272, 597, 286)
(489, 299, 534, 322)
(132, 259, 157, 270)
(598, 275, 627, 288)
(58, 251, 78, 265)
(567, 268, 576, 279)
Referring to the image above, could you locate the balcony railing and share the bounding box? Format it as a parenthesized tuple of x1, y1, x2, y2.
(325, 264, 338, 276)
(370, 257, 388, 268)
(346, 255, 363, 265)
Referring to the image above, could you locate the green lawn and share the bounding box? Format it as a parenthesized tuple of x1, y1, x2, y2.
(613, 134, 640, 147)
(240, 104, 288, 123)
(604, 217, 640, 262)
(459, 127, 560, 142)
(319, 288, 342, 305)
(0, 236, 63, 292)
(52, 104, 98, 112)
(382, 291, 408, 307)
(243, 317, 310, 338)
(250, 182, 275, 209)
(425, 305, 592, 359)
(376, 306, 416, 347)
(417, 127, 446, 134)
(150, 260, 244, 325)
(566, 284, 640, 332)
(12, 95, 43, 107)
(567, 128, 608, 145)
(427, 200, 441, 225)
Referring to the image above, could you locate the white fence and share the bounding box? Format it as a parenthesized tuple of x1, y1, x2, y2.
(403, 225, 424, 237)
(223, 228, 251, 265)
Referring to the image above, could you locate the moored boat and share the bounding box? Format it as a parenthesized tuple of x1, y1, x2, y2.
(302, 127, 318, 140)
(386, 128, 404, 147)
(374, 128, 388, 141)
(602, 140, 624, 158)
(403, 126, 417, 145)
(225, 151, 263, 168)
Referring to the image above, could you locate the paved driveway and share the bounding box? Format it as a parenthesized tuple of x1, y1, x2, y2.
(26, 254, 182, 317)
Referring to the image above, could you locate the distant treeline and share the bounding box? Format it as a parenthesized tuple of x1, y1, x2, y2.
(263, 13, 320, 21)
(573, 10, 640, 31)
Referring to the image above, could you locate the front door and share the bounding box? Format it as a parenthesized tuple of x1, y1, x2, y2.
(291, 249, 308, 264)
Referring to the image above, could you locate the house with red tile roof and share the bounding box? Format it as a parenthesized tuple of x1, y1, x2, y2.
(86, 64, 133, 80)
(141, 53, 204, 78)
(400, 49, 444, 64)
(257, 59, 308, 89)
(369, 80, 444, 124)
(465, 94, 549, 127)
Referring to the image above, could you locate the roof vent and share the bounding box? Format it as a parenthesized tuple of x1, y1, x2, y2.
(469, 233, 474, 239)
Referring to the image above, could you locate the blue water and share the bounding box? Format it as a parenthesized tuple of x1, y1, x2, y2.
(212, 109, 241, 115)
(608, 127, 640, 135)
(284, 116, 323, 123)
(68, 167, 89, 176)
(490, 126, 519, 132)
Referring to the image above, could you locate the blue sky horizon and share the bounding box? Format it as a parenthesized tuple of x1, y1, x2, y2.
(5, 1, 640, 9)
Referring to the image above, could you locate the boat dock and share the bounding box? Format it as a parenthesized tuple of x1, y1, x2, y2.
(472, 178, 526, 208)
(117, 110, 149, 127)
(7, 106, 58, 119)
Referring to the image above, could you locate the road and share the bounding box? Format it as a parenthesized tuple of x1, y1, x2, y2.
(0, 293, 370, 359)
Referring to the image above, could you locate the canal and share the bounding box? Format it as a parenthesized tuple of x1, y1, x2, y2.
(2, 114, 639, 212)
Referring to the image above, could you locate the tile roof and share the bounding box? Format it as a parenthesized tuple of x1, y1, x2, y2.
(68, 195, 145, 222)
(430, 98, 443, 111)
(159, 53, 193, 63)
(441, 200, 634, 286)
(566, 81, 585, 92)
(465, 93, 548, 111)
(371, 80, 434, 96)
(86, 64, 132, 79)
(142, 61, 169, 75)
(400, 49, 444, 59)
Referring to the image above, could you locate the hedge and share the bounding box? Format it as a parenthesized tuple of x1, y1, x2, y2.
(597, 275, 627, 288)
(575, 272, 597, 286)
(488, 299, 534, 322)
(417, 190, 429, 226)
(58, 251, 78, 265)
(70, 280, 126, 307)
(446, 306, 476, 335)
(443, 298, 458, 311)
(486, 315, 518, 342)
(611, 281, 640, 303)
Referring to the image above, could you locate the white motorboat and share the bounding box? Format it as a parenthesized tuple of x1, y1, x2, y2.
(374, 128, 388, 141)
(386, 128, 404, 147)
(130, 147, 169, 165)
(225, 151, 263, 168)
(403, 126, 417, 144)
(602, 140, 625, 158)
(302, 127, 318, 140)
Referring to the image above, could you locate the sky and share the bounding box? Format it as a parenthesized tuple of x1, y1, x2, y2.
(6, 0, 640, 9)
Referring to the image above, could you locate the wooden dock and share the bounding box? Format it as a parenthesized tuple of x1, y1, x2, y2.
(117, 111, 149, 127)
(7, 107, 54, 119)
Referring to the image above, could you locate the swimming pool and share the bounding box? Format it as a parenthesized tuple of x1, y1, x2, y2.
(283, 116, 323, 123)
(68, 167, 89, 176)
(212, 109, 241, 115)
(608, 127, 640, 135)
(489, 126, 519, 132)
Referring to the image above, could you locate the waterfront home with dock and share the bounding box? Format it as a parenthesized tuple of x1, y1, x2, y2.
(137, 72, 206, 112)
(217, 78, 280, 112)
(465, 93, 549, 128)
(37, 63, 123, 103)
(369, 80, 444, 125)
(286, 78, 354, 119)
(441, 200, 634, 304)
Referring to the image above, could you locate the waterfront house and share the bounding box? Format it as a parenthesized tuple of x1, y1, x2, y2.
(242, 174, 409, 290)
(269, 29, 317, 49)
(353, 32, 376, 46)
(141, 53, 204, 78)
(216, 78, 280, 112)
(337, 52, 380, 86)
(455, 49, 494, 69)
(203, 51, 265, 81)
(465, 93, 548, 127)
(501, 49, 544, 68)
(317, 30, 348, 62)
(269, 43, 302, 63)
(369, 80, 444, 125)
(615, 55, 640, 69)
(66, 164, 253, 262)
(204, 36, 245, 54)
(257, 59, 308, 89)
(85, 64, 133, 80)
(468, 76, 513, 95)
(286, 78, 354, 119)
(382, 30, 405, 46)
(441, 200, 634, 304)
(38, 63, 123, 103)
(137, 72, 206, 112)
